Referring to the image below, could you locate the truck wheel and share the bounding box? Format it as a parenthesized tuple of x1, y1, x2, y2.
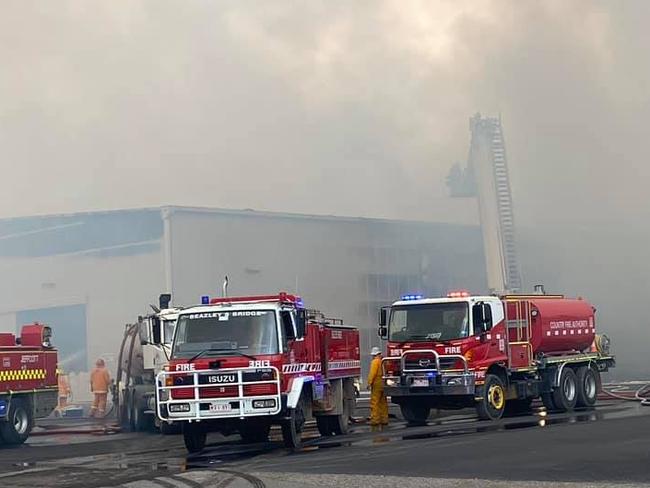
(504, 398, 533, 416)
(131, 402, 152, 432)
(316, 416, 334, 436)
(182, 422, 207, 453)
(238, 421, 271, 443)
(541, 393, 557, 411)
(476, 374, 506, 420)
(281, 406, 305, 449)
(160, 422, 181, 435)
(576, 366, 598, 408)
(552, 367, 578, 412)
(0, 399, 33, 445)
(331, 412, 350, 435)
(400, 402, 430, 426)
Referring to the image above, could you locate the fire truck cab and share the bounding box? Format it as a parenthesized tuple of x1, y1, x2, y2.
(379, 291, 614, 424)
(157, 292, 360, 453)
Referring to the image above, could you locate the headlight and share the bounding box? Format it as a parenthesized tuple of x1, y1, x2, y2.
(446, 377, 462, 386)
(147, 397, 156, 411)
(386, 378, 397, 387)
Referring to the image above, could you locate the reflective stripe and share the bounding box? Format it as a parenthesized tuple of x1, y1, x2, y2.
(0, 369, 47, 381)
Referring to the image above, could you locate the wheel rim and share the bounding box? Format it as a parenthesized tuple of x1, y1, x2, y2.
(564, 376, 576, 401)
(13, 407, 28, 435)
(585, 373, 596, 399)
(488, 385, 504, 410)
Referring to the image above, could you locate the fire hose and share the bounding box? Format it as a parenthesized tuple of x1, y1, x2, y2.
(593, 334, 649, 406)
(602, 381, 650, 406)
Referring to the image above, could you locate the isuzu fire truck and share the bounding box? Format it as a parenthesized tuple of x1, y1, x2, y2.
(156, 292, 360, 452)
(378, 291, 615, 424)
(0, 323, 58, 444)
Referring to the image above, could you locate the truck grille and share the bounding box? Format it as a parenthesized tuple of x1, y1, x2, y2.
(405, 357, 459, 371)
(199, 386, 238, 399)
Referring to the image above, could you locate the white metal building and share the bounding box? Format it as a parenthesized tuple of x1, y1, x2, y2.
(0, 206, 486, 376)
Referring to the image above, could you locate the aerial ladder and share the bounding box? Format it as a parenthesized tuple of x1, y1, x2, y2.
(447, 113, 522, 293)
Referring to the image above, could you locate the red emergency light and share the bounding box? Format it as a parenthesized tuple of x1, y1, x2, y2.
(447, 290, 470, 298)
(209, 292, 303, 306)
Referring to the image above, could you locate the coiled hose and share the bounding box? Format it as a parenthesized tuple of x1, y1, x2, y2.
(593, 334, 649, 406)
(602, 381, 650, 406)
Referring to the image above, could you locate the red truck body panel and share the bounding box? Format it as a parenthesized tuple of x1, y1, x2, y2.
(521, 298, 596, 354)
(0, 325, 58, 394)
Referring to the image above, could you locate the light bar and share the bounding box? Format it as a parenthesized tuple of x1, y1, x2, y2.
(401, 294, 424, 301)
(201, 296, 210, 305)
(447, 290, 470, 298)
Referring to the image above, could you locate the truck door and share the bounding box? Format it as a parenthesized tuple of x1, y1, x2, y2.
(280, 310, 307, 366)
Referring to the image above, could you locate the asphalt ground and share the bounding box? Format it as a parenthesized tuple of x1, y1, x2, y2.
(0, 398, 648, 487)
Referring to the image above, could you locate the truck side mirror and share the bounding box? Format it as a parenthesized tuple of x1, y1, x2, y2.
(378, 326, 388, 339)
(378, 308, 388, 327)
(151, 317, 162, 344)
(296, 309, 307, 339)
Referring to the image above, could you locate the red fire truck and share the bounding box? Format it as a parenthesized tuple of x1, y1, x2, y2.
(0, 324, 58, 445)
(378, 291, 615, 424)
(157, 292, 360, 452)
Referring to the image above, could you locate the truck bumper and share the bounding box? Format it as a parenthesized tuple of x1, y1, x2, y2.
(384, 373, 475, 398)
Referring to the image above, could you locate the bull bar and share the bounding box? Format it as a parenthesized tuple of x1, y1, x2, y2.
(381, 349, 475, 396)
(156, 366, 281, 422)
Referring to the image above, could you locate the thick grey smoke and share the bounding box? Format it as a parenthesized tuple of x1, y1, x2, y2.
(1, 1, 649, 376)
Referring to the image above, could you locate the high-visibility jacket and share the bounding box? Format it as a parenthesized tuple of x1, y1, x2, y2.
(90, 367, 111, 394)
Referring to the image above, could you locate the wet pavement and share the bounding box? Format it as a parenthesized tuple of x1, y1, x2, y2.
(0, 399, 648, 487)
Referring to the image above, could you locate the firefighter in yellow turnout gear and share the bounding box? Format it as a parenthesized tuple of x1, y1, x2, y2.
(367, 346, 389, 430)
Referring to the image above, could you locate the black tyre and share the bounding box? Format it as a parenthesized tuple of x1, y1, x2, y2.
(541, 392, 557, 411)
(576, 366, 598, 408)
(400, 402, 430, 426)
(238, 421, 271, 443)
(281, 407, 305, 449)
(331, 412, 350, 435)
(0, 399, 33, 445)
(160, 422, 181, 435)
(504, 398, 533, 416)
(476, 374, 506, 420)
(552, 367, 578, 412)
(316, 416, 334, 436)
(182, 422, 207, 453)
(131, 400, 152, 432)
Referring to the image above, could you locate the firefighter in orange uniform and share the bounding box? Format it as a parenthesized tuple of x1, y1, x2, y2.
(367, 346, 389, 430)
(89, 358, 111, 418)
(57, 369, 71, 410)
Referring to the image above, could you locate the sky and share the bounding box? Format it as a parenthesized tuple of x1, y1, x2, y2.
(2, 0, 648, 226)
(1, 0, 649, 375)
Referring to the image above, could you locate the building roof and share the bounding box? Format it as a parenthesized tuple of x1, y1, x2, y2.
(0, 205, 479, 258)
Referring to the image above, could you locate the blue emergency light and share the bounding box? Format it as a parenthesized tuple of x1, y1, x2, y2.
(401, 294, 424, 301)
(0, 400, 7, 417)
(201, 296, 210, 305)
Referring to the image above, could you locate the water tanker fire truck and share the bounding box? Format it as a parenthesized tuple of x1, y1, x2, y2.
(115, 294, 181, 433)
(0, 323, 58, 445)
(378, 290, 614, 424)
(157, 292, 360, 453)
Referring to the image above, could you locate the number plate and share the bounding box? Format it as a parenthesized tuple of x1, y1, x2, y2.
(209, 402, 232, 412)
(412, 378, 429, 387)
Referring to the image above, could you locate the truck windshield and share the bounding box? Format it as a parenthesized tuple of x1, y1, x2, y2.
(389, 302, 470, 342)
(172, 310, 278, 358)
